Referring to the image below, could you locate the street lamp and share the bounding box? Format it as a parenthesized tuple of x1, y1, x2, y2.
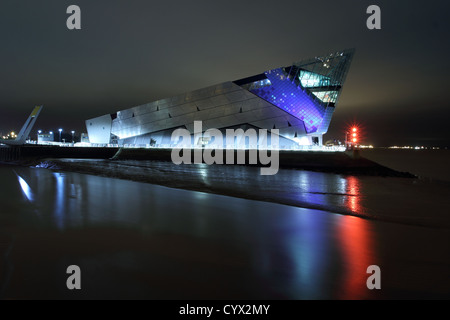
(37, 130, 42, 144)
(59, 129, 63, 143)
(71, 131, 75, 143)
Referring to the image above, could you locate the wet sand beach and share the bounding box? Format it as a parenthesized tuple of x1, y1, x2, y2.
(0, 161, 449, 299)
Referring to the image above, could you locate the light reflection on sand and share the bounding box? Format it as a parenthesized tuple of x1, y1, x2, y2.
(337, 216, 374, 299)
(0, 165, 449, 299)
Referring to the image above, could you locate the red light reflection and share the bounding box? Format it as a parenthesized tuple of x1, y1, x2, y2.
(337, 217, 375, 299)
(346, 176, 361, 213)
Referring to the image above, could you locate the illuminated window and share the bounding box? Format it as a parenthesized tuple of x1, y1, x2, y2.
(299, 70, 331, 88)
(248, 79, 272, 90)
(312, 91, 338, 103)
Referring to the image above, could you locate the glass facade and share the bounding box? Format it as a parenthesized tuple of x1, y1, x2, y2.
(237, 49, 355, 134)
(249, 79, 272, 91)
(312, 91, 338, 103)
(249, 68, 325, 133)
(299, 70, 331, 88)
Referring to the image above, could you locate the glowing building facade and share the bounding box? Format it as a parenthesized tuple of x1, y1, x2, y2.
(86, 49, 354, 148)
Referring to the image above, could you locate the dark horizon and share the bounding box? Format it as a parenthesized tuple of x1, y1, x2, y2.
(1, 0, 449, 147)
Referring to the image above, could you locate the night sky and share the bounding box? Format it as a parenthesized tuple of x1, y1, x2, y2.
(0, 0, 449, 147)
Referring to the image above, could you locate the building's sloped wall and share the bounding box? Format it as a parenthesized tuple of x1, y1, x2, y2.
(109, 82, 307, 145)
(120, 123, 300, 149)
(85, 115, 112, 144)
(316, 106, 335, 135)
(250, 68, 326, 134)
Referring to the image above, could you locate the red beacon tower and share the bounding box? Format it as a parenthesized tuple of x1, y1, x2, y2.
(346, 126, 359, 150)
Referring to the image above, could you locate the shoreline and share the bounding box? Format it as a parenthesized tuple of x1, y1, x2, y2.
(1, 145, 417, 178)
(7, 148, 446, 228)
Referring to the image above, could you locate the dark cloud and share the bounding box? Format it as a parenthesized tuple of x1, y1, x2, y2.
(0, 0, 449, 146)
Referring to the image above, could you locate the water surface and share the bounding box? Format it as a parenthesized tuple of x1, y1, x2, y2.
(0, 165, 449, 299)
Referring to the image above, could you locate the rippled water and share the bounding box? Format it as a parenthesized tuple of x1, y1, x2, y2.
(0, 164, 449, 299)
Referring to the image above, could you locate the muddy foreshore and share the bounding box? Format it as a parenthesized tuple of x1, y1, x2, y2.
(1, 145, 416, 179)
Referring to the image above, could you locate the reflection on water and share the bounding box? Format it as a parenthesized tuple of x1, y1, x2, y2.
(51, 159, 450, 227)
(3, 165, 449, 299)
(346, 176, 361, 214)
(338, 217, 373, 299)
(15, 171, 34, 202)
(287, 213, 330, 299)
(291, 170, 362, 216)
(0, 165, 383, 299)
(53, 172, 65, 230)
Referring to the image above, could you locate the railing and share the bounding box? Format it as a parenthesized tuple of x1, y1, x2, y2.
(0, 147, 21, 161)
(17, 142, 345, 153)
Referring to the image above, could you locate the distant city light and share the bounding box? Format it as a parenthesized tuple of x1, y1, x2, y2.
(6, 131, 18, 139)
(388, 146, 440, 150)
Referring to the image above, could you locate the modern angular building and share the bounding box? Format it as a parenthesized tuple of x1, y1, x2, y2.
(86, 49, 354, 148)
